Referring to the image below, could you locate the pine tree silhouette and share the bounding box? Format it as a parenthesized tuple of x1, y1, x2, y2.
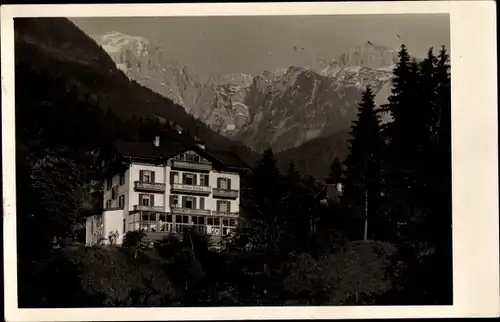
(342, 86, 385, 241)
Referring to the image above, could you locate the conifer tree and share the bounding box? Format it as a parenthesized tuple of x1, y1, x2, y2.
(342, 86, 385, 241)
(379, 46, 453, 305)
(282, 162, 314, 252)
(380, 45, 424, 241)
(239, 149, 286, 252)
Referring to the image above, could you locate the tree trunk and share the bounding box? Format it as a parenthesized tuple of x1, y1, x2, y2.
(364, 189, 368, 241)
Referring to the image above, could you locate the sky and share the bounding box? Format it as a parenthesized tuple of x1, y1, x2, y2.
(71, 14, 450, 76)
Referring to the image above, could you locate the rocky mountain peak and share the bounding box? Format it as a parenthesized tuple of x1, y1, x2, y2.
(337, 41, 398, 69)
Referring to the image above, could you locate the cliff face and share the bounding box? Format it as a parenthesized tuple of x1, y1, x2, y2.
(92, 32, 397, 153)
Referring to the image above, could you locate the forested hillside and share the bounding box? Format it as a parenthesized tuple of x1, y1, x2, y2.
(15, 18, 258, 164)
(275, 130, 350, 180)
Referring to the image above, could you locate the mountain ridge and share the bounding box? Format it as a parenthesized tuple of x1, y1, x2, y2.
(90, 31, 397, 153)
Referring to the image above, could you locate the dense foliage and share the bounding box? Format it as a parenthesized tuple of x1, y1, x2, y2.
(14, 17, 451, 307)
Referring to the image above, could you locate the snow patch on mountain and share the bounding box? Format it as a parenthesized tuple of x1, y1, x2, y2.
(93, 31, 398, 152)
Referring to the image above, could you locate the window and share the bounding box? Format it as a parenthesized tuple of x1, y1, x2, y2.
(170, 195, 179, 208)
(217, 200, 230, 213)
(185, 152, 200, 163)
(111, 186, 118, 200)
(170, 171, 179, 184)
(106, 179, 112, 190)
(199, 197, 205, 210)
(140, 170, 155, 183)
(183, 196, 196, 209)
(200, 174, 209, 186)
(118, 195, 125, 209)
(218, 178, 231, 190)
(139, 194, 154, 207)
(183, 173, 196, 185)
(207, 217, 220, 226)
(119, 173, 125, 185)
(105, 200, 112, 209)
(122, 219, 126, 234)
(222, 218, 236, 235)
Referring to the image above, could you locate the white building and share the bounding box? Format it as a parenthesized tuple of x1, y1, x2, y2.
(85, 136, 249, 247)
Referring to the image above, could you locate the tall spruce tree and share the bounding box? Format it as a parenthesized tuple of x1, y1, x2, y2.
(342, 86, 385, 241)
(239, 149, 287, 252)
(282, 162, 315, 252)
(381, 45, 424, 241)
(379, 46, 453, 305)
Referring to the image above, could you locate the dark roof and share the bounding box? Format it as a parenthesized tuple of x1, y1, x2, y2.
(113, 139, 190, 159)
(315, 183, 342, 202)
(111, 139, 249, 169)
(204, 148, 250, 169)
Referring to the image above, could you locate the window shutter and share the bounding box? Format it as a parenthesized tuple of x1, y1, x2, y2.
(216, 200, 221, 212)
(139, 170, 145, 182)
(200, 197, 205, 210)
(150, 194, 155, 206)
(194, 174, 198, 185)
(183, 173, 187, 184)
(169, 195, 175, 206)
(205, 175, 209, 186)
(182, 196, 187, 208)
(228, 178, 232, 190)
(227, 202, 231, 213)
(193, 197, 197, 209)
(170, 172, 174, 184)
(217, 178, 222, 189)
(139, 194, 144, 205)
(151, 171, 155, 183)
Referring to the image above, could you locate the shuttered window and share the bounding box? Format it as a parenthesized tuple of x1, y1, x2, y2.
(139, 170, 155, 183)
(170, 171, 179, 184)
(139, 194, 154, 206)
(218, 178, 231, 189)
(200, 174, 209, 186)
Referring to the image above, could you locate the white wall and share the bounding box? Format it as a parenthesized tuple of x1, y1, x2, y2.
(99, 149, 243, 237)
(103, 209, 125, 245)
(128, 163, 166, 211)
(208, 170, 240, 213)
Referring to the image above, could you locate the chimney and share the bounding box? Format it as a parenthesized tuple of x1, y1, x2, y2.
(153, 136, 160, 147)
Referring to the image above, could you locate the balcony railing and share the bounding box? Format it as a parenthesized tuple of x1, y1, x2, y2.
(171, 183, 211, 195)
(171, 160, 212, 172)
(171, 207, 211, 216)
(212, 188, 239, 199)
(133, 205, 164, 212)
(212, 211, 239, 218)
(134, 181, 166, 193)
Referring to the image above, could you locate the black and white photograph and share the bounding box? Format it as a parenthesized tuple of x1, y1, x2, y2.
(2, 2, 498, 320)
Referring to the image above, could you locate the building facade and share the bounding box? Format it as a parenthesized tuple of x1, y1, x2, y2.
(85, 137, 249, 247)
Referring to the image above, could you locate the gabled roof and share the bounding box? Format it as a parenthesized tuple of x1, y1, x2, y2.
(110, 139, 250, 169)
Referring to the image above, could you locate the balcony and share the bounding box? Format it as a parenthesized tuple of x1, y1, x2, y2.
(133, 205, 164, 212)
(171, 207, 211, 216)
(212, 211, 239, 218)
(171, 183, 211, 195)
(134, 181, 166, 193)
(171, 160, 212, 172)
(212, 188, 239, 199)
